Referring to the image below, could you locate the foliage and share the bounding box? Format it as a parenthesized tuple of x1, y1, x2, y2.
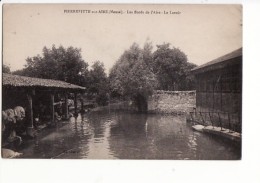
(178, 62, 197, 90)
(13, 45, 88, 86)
(152, 43, 196, 90)
(3, 64, 11, 73)
(109, 42, 197, 111)
(109, 43, 158, 112)
(12, 45, 112, 106)
(87, 61, 109, 106)
(95, 92, 109, 106)
(11, 42, 197, 111)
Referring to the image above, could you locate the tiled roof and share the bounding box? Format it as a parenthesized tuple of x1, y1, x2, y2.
(3, 73, 85, 90)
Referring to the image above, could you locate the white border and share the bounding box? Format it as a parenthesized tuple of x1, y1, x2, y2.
(1, 1, 260, 183)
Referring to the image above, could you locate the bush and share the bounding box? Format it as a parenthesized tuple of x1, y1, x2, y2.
(96, 93, 109, 106)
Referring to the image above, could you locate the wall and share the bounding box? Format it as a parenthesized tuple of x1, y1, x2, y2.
(148, 90, 196, 114)
(195, 62, 242, 114)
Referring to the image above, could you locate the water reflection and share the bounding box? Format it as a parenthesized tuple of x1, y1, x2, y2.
(108, 112, 147, 159)
(18, 108, 240, 159)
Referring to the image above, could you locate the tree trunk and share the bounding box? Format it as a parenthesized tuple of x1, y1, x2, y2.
(134, 94, 148, 113)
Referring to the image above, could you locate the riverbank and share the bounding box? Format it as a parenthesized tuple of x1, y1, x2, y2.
(191, 124, 241, 146)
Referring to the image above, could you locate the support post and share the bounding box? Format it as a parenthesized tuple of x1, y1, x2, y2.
(80, 94, 84, 114)
(64, 92, 69, 119)
(74, 93, 78, 117)
(26, 92, 34, 137)
(50, 93, 55, 124)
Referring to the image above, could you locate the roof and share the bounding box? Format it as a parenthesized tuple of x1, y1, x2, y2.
(2, 73, 85, 91)
(191, 48, 242, 74)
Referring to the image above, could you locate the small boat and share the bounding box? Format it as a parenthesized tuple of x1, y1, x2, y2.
(192, 124, 205, 132)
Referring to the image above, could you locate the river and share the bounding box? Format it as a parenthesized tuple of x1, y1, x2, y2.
(17, 106, 241, 159)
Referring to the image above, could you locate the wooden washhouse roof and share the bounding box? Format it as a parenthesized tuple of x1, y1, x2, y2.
(191, 47, 242, 74)
(2, 73, 85, 91)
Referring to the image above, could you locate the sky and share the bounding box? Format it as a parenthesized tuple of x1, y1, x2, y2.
(3, 4, 242, 73)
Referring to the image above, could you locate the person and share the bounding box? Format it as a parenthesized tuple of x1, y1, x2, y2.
(54, 112, 62, 121)
(2, 109, 16, 142)
(56, 101, 63, 117)
(2, 106, 26, 147)
(13, 106, 26, 135)
(13, 106, 25, 121)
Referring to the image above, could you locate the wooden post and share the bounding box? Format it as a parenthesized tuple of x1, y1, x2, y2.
(64, 92, 69, 119)
(26, 92, 34, 137)
(80, 94, 84, 114)
(74, 93, 78, 117)
(50, 93, 55, 124)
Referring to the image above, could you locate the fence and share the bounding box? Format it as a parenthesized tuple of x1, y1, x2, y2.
(189, 111, 241, 133)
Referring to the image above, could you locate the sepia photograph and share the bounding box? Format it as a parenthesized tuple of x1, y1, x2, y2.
(1, 4, 242, 160)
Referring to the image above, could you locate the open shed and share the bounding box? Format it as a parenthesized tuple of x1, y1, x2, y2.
(2, 73, 85, 135)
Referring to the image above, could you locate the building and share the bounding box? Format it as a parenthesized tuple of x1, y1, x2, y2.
(2, 73, 85, 136)
(191, 48, 242, 132)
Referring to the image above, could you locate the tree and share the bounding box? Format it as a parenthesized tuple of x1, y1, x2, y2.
(178, 62, 197, 90)
(152, 43, 196, 90)
(87, 61, 109, 105)
(3, 64, 11, 73)
(13, 45, 88, 86)
(142, 40, 154, 72)
(152, 43, 185, 90)
(109, 43, 157, 112)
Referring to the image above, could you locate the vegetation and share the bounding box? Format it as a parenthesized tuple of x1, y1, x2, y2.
(109, 42, 196, 112)
(3, 64, 11, 74)
(10, 42, 196, 111)
(13, 45, 109, 106)
(152, 43, 196, 90)
(87, 61, 109, 106)
(13, 45, 88, 86)
(109, 43, 157, 112)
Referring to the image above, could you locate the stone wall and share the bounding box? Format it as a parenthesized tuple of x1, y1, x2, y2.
(148, 90, 196, 114)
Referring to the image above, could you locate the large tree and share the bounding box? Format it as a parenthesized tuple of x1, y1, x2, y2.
(109, 43, 157, 112)
(13, 45, 88, 86)
(152, 43, 196, 91)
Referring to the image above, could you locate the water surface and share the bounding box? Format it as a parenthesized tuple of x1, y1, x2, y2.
(18, 107, 241, 159)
